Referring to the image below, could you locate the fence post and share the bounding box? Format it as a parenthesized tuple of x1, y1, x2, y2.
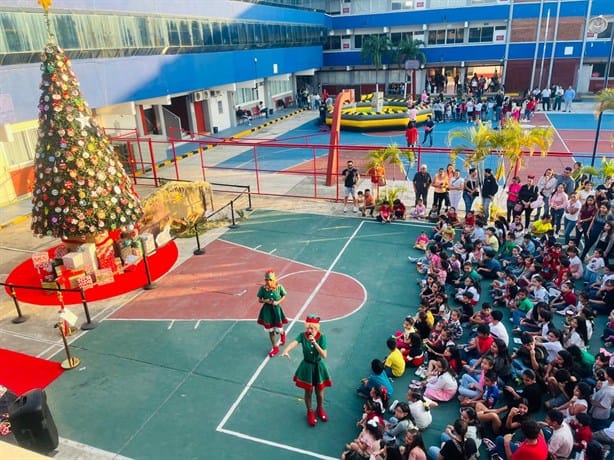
(148, 137, 159, 187)
(246, 185, 253, 211)
(139, 238, 157, 290)
(193, 222, 205, 255)
(79, 288, 97, 330)
(229, 201, 238, 229)
(8, 285, 27, 324)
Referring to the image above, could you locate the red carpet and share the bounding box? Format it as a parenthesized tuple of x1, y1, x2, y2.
(0, 349, 63, 395)
(4, 241, 178, 306)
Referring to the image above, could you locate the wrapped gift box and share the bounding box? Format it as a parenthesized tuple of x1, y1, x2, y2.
(62, 252, 84, 270)
(65, 270, 86, 289)
(94, 268, 114, 285)
(40, 280, 58, 294)
(54, 245, 69, 260)
(77, 274, 94, 291)
(32, 252, 50, 268)
(140, 233, 156, 254)
(96, 239, 117, 272)
(121, 246, 142, 264)
(78, 243, 98, 271)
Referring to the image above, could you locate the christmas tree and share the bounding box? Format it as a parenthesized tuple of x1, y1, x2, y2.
(31, 3, 142, 239)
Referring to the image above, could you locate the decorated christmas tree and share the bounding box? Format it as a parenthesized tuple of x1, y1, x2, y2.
(31, 2, 142, 239)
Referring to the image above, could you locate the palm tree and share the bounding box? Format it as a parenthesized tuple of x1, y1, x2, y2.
(395, 38, 426, 67)
(447, 121, 498, 175)
(596, 87, 614, 113)
(366, 144, 415, 195)
(361, 35, 392, 94)
(492, 120, 553, 180)
(447, 120, 553, 182)
(581, 157, 614, 183)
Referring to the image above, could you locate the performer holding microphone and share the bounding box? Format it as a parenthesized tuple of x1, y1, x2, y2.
(281, 314, 333, 427)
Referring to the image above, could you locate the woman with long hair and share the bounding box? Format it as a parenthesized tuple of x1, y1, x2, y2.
(574, 195, 597, 250)
(257, 270, 288, 357)
(581, 202, 612, 259)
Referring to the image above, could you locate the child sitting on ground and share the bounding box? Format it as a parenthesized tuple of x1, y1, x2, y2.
(392, 199, 406, 220)
(377, 200, 392, 223)
(411, 198, 427, 219)
(414, 231, 430, 251)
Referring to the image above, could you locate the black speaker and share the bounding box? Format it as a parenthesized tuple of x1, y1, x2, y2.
(9, 388, 59, 454)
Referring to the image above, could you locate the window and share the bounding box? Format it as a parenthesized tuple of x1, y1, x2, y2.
(428, 29, 446, 45)
(0, 127, 37, 166)
(468, 26, 494, 43)
(354, 34, 364, 49)
(324, 35, 341, 50)
(447, 28, 464, 44)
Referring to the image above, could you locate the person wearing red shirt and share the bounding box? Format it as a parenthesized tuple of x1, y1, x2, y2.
(405, 121, 418, 148)
(489, 419, 548, 460)
(377, 201, 392, 223)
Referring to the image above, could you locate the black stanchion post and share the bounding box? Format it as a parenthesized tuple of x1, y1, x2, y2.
(246, 185, 253, 211)
(9, 285, 27, 324)
(79, 288, 97, 330)
(229, 201, 238, 229)
(193, 222, 205, 255)
(140, 238, 157, 290)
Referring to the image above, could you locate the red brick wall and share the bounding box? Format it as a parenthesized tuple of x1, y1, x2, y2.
(505, 59, 578, 93)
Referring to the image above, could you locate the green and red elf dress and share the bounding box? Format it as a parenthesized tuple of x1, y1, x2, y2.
(256, 283, 288, 331)
(293, 331, 333, 391)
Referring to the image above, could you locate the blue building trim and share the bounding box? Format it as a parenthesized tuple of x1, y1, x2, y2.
(0, 45, 323, 122)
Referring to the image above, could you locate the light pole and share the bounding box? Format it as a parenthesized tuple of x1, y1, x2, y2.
(254, 57, 259, 99)
(588, 16, 614, 179)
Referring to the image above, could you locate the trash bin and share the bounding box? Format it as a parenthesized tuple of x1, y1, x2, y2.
(269, 108, 274, 115)
(9, 389, 59, 454)
(213, 126, 218, 134)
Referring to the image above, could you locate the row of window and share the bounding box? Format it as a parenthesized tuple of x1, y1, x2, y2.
(323, 25, 504, 51)
(0, 12, 327, 64)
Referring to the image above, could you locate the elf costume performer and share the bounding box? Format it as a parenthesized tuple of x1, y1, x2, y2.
(257, 270, 288, 357)
(281, 314, 333, 427)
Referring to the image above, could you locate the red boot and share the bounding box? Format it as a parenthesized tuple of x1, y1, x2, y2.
(280, 331, 286, 346)
(306, 410, 317, 427)
(268, 346, 279, 358)
(316, 406, 328, 422)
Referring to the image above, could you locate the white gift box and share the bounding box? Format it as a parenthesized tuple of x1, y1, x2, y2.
(62, 252, 84, 270)
(78, 243, 99, 271)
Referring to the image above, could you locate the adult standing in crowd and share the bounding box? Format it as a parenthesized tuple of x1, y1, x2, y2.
(257, 270, 288, 358)
(433, 168, 450, 214)
(535, 168, 557, 220)
(449, 170, 464, 212)
(581, 203, 612, 260)
(556, 166, 576, 195)
(507, 176, 522, 222)
(481, 168, 499, 223)
(548, 183, 568, 236)
(575, 195, 598, 249)
(281, 314, 332, 427)
(422, 115, 435, 147)
(342, 160, 360, 213)
(563, 192, 582, 244)
(463, 168, 480, 215)
(564, 85, 576, 112)
(541, 86, 551, 111)
(413, 165, 432, 207)
(517, 175, 539, 228)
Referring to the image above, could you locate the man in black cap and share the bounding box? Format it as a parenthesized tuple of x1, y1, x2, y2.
(481, 168, 499, 222)
(555, 166, 575, 195)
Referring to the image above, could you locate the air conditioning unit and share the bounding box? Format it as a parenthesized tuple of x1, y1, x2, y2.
(210, 90, 221, 97)
(192, 91, 207, 102)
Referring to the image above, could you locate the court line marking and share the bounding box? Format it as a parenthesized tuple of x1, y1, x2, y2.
(545, 113, 571, 154)
(215, 220, 366, 459)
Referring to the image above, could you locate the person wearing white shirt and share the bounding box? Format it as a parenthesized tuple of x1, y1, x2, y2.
(541, 410, 573, 460)
(489, 310, 509, 346)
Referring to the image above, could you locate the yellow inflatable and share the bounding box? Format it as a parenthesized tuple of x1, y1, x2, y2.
(325, 95, 433, 130)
